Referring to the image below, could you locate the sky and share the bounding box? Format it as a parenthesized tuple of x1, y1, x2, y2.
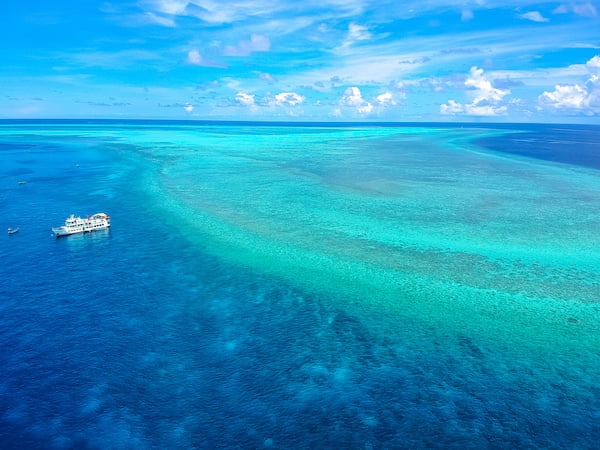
(1, 0, 599, 122)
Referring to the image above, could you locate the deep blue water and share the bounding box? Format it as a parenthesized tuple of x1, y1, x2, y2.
(476, 124, 600, 169)
(0, 122, 599, 449)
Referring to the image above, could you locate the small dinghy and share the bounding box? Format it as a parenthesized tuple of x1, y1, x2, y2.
(7, 227, 19, 235)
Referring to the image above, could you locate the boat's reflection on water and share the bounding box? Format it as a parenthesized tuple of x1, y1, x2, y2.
(56, 229, 111, 251)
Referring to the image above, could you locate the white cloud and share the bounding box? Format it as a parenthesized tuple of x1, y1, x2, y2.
(465, 67, 510, 103)
(187, 49, 203, 65)
(587, 55, 600, 69)
(236, 92, 255, 106)
(489, 62, 594, 88)
(441, 97, 509, 116)
(348, 22, 371, 42)
(340, 86, 373, 114)
(223, 34, 271, 56)
(465, 104, 508, 116)
(376, 91, 396, 106)
(357, 103, 373, 114)
(553, 2, 597, 17)
(337, 89, 398, 114)
(147, 0, 187, 15)
(539, 84, 588, 108)
(537, 55, 600, 113)
(336, 22, 372, 52)
(440, 66, 510, 116)
(440, 99, 463, 114)
(274, 92, 305, 106)
(441, 100, 505, 117)
(519, 11, 549, 22)
(184, 103, 194, 112)
(341, 87, 365, 107)
(587, 76, 600, 108)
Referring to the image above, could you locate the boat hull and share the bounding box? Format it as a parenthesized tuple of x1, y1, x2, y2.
(52, 226, 110, 237)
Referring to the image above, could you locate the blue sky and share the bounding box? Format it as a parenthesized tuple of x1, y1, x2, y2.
(2, 1, 599, 122)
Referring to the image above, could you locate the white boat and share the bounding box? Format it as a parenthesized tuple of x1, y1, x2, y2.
(7, 227, 19, 235)
(52, 213, 110, 237)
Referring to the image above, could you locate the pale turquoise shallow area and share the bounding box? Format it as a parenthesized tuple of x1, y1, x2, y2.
(4, 123, 599, 353)
(1, 123, 598, 447)
(126, 124, 599, 389)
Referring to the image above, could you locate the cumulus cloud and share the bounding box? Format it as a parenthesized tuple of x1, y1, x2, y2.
(468, 104, 509, 116)
(538, 55, 600, 112)
(376, 92, 396, 106)
(465, 67, 510, 103)
(357, 103, 373, 114)
(224, 34, 270, 56)
(341, 86, 373, 115)
(342, 87, 365, 106)
(539, 84, 588, 108)
(274, 92, 305, 106)
(440, 101, 507, 116)
(587, 55, 600, 69)
(440, 66, 511, 116)
(184, 103, 194, 112)
(440, 100, 463, 115)
(519, 11, 549, 22)
(236, 92, 255, 106)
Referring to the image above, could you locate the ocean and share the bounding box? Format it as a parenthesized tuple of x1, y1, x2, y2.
(0, 121, 598, 448)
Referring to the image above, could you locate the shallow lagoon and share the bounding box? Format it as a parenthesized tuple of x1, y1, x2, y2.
(1, 122, 598, 448)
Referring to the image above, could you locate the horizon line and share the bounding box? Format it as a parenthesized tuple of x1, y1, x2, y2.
(0, 118, 598, 127)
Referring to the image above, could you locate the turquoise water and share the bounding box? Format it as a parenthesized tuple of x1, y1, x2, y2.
(0, 121, 599, 448)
